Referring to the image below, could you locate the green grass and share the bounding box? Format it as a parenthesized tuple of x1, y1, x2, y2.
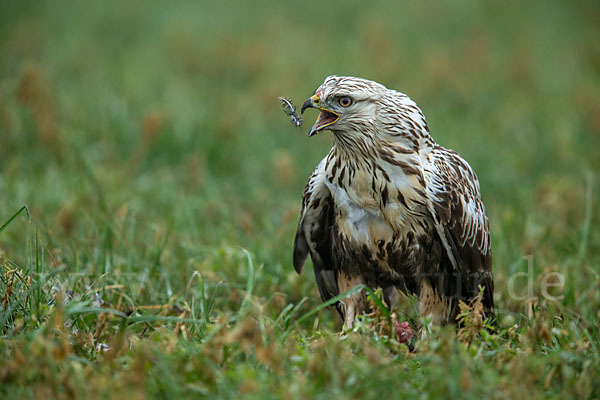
(1, 0, 599, 398)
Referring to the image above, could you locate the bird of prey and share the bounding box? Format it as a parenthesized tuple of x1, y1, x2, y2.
(293, 76, 494, 330)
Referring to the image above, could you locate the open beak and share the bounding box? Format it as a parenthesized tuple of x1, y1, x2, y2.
(301, 94, 340, 136)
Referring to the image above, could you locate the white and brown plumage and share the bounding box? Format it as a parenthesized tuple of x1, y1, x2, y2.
(293, 76, 494, 329)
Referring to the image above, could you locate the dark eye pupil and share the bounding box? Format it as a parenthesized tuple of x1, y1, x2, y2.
(341, 97, 351, 106)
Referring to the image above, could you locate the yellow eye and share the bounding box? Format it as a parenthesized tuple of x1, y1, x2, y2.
(338, 97, 352, 107)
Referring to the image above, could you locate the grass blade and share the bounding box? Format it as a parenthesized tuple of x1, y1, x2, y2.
(239, 248, 255, 311)
(0, 205, 30, 235)
(281, 284, 366, 339)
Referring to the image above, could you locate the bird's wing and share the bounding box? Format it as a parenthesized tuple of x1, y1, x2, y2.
(293, 157, 339, 303)
(422, 145, 494, 311)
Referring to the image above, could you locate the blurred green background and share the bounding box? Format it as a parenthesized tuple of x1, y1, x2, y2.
(2, 0, 598, 306)
(1, 0, 599, 397)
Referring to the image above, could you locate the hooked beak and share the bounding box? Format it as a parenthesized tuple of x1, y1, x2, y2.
(301, 94, 340, 136)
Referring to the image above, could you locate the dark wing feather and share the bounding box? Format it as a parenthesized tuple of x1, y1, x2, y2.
(424, 145, 494, 315)
(293, 158, 340, 303)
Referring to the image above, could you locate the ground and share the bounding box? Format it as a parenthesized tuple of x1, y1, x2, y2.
(0, 0, 599, 398)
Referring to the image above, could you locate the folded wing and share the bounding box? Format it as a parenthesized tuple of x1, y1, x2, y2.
(293, 158, 340, 306)
(422, 145, 494, 315)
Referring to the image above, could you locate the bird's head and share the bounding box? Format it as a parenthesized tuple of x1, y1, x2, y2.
(301, 76, 386, 137)
(301, 76, 431, 148)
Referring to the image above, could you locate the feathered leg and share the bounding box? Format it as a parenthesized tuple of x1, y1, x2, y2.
(418, 278, 454, 334)
(337, 272, 368, 330)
